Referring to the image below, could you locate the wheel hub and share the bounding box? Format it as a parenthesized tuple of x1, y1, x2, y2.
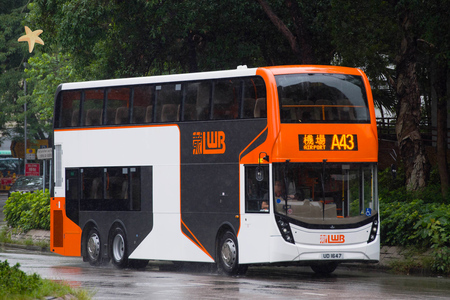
(112, 234, 125, 262)
(221, 238, 236, 268)
(87, 233, 100, 260)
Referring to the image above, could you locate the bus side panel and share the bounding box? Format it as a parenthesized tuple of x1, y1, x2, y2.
(178, 119, 267, 261)
(129, 163, 214, 262)
(180, 163, 239, 260)
(51, 197, 82, 256)
(55, 126, 202, 261)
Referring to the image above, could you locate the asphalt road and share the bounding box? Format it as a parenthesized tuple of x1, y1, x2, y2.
(1, 246, 450, 300)
(2, 192, 450, 299)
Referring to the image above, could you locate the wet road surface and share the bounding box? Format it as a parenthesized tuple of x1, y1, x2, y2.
(1, 192, 450, 299)
(1, 246, 450, 299)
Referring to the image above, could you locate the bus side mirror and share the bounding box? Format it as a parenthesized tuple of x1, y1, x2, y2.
(256, 166, 264, 182)
(256, 152, 269, 182)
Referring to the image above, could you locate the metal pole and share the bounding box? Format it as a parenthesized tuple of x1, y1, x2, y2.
(24, 77, 27, 175)
(42, 160, 46, 191)
(49, 159, 52, 194)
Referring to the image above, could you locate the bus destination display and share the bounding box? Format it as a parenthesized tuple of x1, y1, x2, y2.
(298, 134, 358, 151)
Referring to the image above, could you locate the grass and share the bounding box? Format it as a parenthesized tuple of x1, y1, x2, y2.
(0, 227, 92, 299)
(0, 260, 93, 300)
(0, 227, 49, 249)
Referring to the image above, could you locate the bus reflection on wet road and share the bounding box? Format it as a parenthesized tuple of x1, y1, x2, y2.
(1, 247, 450, 300)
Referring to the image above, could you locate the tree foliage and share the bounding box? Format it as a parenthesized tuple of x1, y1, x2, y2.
(0, 0, 448, 194)
(29, 0, 280, 77)
(0, 0, 30, 143)
(329, 0, 449, 193)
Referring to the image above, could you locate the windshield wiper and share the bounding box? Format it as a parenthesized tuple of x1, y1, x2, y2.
(321, 159, 327, 220)
(283, 160, 290, 215)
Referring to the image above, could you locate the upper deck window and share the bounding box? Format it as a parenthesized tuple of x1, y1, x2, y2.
(54, 76, 267, 129)
(276, 74, 370, 123)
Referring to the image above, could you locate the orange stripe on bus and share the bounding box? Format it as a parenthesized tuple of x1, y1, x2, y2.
(54, 123, 179, 132)
(180, 219, 214, 261)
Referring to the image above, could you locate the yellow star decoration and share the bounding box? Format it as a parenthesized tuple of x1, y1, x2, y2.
(18, 26, 44, 53)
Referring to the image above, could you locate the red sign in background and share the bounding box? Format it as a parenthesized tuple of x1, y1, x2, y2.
(25, 163, 40, 176)
(0, 178, 13, 185)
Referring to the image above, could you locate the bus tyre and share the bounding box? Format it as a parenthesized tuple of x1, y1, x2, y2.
(86, 228, 104, 266)
(217, 231, 247, 276)
(310, 262, 339, 275)
(109, 227, 129, 269)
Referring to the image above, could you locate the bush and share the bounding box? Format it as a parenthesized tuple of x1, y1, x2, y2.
(380, 199, 425, 246)
(0, 260, 41, 297)
(0, 259, 91, 299)
(430, 247, 450, 275)
(413, 203, 450, 248)
(380, 199, 450, 248)
(4, 190, 50, 231)
(379, 166, 450, 275)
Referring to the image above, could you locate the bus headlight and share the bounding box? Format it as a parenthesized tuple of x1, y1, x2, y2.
(367, 219, 378, 243)
(275, 215, 295, 244)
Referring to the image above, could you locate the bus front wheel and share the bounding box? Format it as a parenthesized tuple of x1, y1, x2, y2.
(86, 228, 104, 266)
(310, 262, 338, 275)
(217, 231, 247, 276)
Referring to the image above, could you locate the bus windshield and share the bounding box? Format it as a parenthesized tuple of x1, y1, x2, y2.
(276, 73, 370, 123)
(273, 162, 378, 225)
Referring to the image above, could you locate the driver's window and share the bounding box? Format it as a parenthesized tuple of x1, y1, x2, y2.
(245, 165, 269, 213)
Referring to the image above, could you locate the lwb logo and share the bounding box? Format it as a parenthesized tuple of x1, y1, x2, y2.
(320, 234, 345, 244)
(193, 131, 226, 155)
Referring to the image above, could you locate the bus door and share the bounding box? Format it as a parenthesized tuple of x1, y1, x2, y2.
(238, 164, 272, 264)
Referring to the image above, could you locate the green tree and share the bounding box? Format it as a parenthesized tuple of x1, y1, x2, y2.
(392, 0, 430, 191)
(419, 0, 450, 197)
(25, 53, 83, 126)
(29, 0, 278, 78)
(330, 0, 432, 192)
(0, 0, 29, 144)
(255, 0, 334, 64)
(22, 0, 448, 197)
(1, 1, 84, 147)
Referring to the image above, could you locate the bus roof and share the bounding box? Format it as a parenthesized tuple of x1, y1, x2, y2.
(58, 66, 258, 91)
(260, 65, 366, 76)
(57, 65, 367, 92)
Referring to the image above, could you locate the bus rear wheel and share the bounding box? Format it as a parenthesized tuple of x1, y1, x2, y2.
(109, 226, 148, 269)
(86, 228, 104, 266)
(217, 231, 247, 276)
(109, 227, 128, 269)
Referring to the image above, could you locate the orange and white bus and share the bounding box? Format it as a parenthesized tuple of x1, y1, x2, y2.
(51, 65, 379, 274)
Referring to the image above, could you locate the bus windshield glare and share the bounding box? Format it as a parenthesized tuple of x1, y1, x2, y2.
(273, 162, 378, 225)
(276, 73, 370, 123)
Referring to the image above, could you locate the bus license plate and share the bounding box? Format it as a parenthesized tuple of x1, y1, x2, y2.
(321, 253, 344, 259)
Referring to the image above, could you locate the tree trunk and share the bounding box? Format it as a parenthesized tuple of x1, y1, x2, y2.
(394, 9, 430, 191)
(256, 0, 301, 57)
(186, 31, 199, 73)
(256, 0, 315, 64)
(284, 0, 315, 64)
(433, 63, 449, 197)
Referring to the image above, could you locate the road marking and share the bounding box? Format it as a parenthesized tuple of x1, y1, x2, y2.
(303, 292, 327, 297)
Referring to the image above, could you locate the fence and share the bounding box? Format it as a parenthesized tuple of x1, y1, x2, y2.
(376, 117, 450, 147)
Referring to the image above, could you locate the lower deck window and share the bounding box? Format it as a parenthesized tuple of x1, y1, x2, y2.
(66, 166, 148, 212)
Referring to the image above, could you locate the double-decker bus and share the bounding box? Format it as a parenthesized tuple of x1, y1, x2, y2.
(51, 65, 379, 275)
